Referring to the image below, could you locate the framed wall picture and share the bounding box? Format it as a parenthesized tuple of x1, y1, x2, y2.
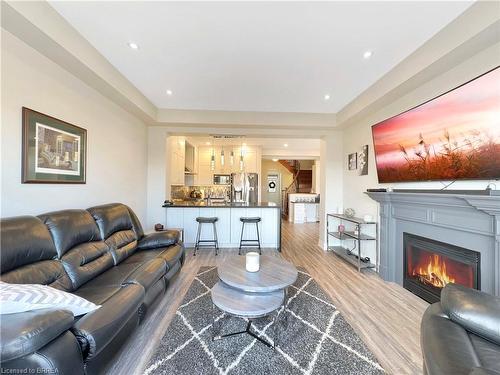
(358, 145, 369, 176)
(348, 152, 357, 170)
(22, 107, 87, 183)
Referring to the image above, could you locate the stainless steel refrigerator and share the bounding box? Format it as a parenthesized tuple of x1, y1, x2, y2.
(231, 173, 258, 204)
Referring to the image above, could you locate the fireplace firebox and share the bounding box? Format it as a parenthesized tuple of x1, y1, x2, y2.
(403, 233, 480, 303)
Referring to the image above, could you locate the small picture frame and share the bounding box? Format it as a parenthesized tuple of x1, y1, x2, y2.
(348, 152, 357, 170)
(22, 107, 87, 183)
(358, 145, 369, 176)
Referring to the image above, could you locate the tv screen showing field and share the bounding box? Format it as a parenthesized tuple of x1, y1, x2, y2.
(372, 67, 500, 183)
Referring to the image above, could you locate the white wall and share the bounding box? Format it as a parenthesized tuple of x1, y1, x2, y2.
(342, 42, 500, 220)
(319, 132, 344, 249)
(1, 30, 148, 222)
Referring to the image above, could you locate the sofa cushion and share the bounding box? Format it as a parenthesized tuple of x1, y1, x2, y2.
(60, 241, 114, 290)
(38, 210, 101, 257)
(1, 260, 71, 291)
(87, 203, 138, 264)
(469, 369, 500, 375)
(105, 229, 138, 264)
(74, 285, 123, 305)
(137, 231, 179, 250)
(469, 334, 500, 373)
(0, 308, 74, 362)
(0, 282, 100, 316)
(126, 205, 144, 240)
(87, 203, 134, 240)
(123, 244, 184, 271)
(1, 216, 56, 272)
(125, 259, 167, 291)
(0, 216, 71, 290)
(71, 283, 144, 360)
(77, 262, 140, 289)
(442, 284, 500, 345)
(75, 258, 166, 293)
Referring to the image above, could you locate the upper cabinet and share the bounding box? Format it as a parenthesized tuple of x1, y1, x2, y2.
(185, 142, 196, 173)
(168, 136, 185, 186)
(197, 146, 213, 185)
(170, 141, 262, 186)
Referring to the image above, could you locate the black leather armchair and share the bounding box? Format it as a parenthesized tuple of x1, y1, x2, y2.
(421, 284, 500, 375)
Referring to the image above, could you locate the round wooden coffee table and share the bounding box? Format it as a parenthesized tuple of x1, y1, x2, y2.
(217, 255, 298, 292)
(211, 255, 298, 348)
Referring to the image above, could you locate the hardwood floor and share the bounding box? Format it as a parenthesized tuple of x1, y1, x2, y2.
(108, 221, 428, 375)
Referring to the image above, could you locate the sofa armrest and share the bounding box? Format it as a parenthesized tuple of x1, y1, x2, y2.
(137, 231, 179, 250)
(469, 368, 500, 375)
(0, 308, 74, 362)
(71, 284, 144, 360)
(441, 284, 500, 345)
(421, 303, 481, 375)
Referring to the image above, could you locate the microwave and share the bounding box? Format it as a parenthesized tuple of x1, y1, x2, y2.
(213, 174, 231, 185)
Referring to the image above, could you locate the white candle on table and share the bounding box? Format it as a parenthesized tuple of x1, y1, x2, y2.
(245, 252, 260, 272)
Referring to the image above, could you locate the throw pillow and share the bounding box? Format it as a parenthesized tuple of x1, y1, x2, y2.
(0, 282, 100, 316)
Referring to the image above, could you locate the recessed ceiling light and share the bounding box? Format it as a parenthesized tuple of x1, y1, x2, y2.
(206, 142, 211, 145)
(166, 89, 173, 96)
(363, 50, 373, 59)
(324, 94, 331, 101)
(272, 158, 279, 162)
(127, 42, 139, 50)
(284, 143, 288, 147)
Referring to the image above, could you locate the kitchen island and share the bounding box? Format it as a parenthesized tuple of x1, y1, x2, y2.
(164, 201, 281, 251)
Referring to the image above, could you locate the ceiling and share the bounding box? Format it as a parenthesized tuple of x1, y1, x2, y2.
(50, 1, 472, 114)
(185, 136, 320, 158)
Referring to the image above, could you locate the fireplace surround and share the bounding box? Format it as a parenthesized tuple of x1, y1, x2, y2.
(403, 232, 480, 303)
(366, 191, 500, 298)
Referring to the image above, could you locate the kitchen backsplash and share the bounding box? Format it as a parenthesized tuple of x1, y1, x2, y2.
(171, 185, 231, 200)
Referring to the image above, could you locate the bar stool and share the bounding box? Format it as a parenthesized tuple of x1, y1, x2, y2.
(194, 217, 219, 256)
(238, 217, 261, 255)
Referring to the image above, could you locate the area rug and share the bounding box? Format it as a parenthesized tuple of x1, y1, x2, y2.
(144, 266, 384, 375)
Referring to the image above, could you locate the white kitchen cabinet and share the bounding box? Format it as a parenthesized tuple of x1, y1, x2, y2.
(305, 203, 319, 222)
(182, 208, 200, 243)
(168, 136, 185, 186)
(243, 150, 257, 173)
(230, 208, 246, 244)
(261, 208, 279, 246)
(197, 146, 213, 185)
(242, 208, 262, 243)
(197, 165, 213, 185)
(289, 202, 319, 223)
(165, 208, 184, 228)
(166, 206, 280, 248)
(199, 208, 231, 244)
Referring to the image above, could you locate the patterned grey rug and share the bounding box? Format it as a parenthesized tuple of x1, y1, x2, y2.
(144, 267, 384, 375)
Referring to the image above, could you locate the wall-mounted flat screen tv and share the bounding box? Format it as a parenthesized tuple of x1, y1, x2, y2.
(372, 67, 500, 183)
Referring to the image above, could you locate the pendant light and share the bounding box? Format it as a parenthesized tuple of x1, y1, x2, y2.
(239, 143, 244, 171)
(221, 146, 225, 167)
(210, 146, 215, 171)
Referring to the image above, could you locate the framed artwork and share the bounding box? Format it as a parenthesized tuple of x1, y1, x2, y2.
(22, 107, 87, 183)
(358, 145, 369, 176)
(348, 152, 357, 170)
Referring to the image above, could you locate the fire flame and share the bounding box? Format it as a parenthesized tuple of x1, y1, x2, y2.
(412, 254, 455, 288)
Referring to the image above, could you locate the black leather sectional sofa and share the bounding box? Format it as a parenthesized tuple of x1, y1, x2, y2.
(0, 203, 185, 375)
(421, 284, 500, 375)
